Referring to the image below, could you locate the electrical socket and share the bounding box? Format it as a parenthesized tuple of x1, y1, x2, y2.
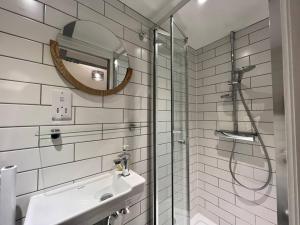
(52, 90, 72, 121)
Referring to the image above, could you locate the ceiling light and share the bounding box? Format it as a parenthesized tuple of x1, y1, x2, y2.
(91, 70, 104, 81)
(197, 0, 207, 5)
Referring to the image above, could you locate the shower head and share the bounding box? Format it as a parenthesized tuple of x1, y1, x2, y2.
(236, 65, 256, 82)
(236, 65, 256, 74)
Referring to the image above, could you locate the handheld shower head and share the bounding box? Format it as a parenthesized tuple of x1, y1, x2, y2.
(236, 65, 256, 82)
(236, 65, 256, 73)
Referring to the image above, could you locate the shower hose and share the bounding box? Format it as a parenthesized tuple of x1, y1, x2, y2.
(229, 82, 272, 191)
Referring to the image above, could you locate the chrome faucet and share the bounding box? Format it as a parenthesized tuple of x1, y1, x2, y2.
(113, 145, 130, 176)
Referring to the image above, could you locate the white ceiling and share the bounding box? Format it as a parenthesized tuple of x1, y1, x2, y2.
(120, 0, 269, 49)
(120, 0, 183, 23)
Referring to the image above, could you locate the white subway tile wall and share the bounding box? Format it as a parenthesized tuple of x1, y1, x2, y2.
(193, 18, 277, 225)
(0, 0, 153, 224)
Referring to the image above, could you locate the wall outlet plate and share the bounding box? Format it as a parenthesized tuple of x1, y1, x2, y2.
(52, 90, 72, 121)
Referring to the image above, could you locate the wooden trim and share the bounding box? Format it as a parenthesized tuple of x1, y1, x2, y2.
(50, 40, 132, 96)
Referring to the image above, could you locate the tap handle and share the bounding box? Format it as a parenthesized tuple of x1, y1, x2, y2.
(113, 159, 122, 165)
(118, 152, 130, 159)
(123, 145, 129, 151)
(118, 145, 130, 158)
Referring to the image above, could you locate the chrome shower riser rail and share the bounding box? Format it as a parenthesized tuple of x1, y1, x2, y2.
(220, 31, 273, 191)
(230, 31, 238, 133)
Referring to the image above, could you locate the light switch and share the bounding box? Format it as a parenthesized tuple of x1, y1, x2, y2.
(52, 90, 72, 121)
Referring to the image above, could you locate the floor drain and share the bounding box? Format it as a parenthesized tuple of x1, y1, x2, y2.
(100, 193, 113, 201)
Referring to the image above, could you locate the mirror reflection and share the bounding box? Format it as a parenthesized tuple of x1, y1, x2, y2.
(56, 20, 130, 91)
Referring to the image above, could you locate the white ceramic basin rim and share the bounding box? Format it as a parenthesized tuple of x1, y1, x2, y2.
(24, 170, 145, 225)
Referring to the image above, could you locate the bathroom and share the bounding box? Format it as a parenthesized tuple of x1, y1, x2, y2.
(0, 0, 299, 225)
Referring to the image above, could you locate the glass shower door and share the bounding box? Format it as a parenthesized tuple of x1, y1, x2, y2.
(154, 20, 173, 225)
(171, 18, 189, 225)
(153, 16, 189, 225)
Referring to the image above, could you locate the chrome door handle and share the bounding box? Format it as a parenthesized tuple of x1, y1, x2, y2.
(177, 140, 186, 144)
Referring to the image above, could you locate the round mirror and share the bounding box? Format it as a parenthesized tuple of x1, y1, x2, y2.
(50, 20, 132, 96)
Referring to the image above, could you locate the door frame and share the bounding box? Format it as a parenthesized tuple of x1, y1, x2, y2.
(270, 0, 300, 224)
(281, 0, 300, 223)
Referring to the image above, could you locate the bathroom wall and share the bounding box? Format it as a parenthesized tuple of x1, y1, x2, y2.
(0, 0, 153, 224)
(194, 18, 277, 225)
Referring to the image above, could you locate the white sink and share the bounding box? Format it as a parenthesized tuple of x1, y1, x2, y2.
(24, 171, 145, 225)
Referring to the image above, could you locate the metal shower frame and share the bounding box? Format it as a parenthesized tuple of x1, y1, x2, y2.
(152, 15, 190, 225)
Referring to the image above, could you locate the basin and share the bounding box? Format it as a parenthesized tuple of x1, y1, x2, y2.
(24, 170, 145, 225)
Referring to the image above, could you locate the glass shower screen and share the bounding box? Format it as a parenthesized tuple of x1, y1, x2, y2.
(153, 17, 189, 225)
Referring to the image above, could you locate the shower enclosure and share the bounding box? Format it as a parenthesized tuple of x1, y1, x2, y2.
(153, 16, 190, 225)
(151, 0, 291, 225)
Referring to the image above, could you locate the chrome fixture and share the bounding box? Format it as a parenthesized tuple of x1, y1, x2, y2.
(50, 128, 61, 139)
(108, 211, 119, 224)
(36, 125, 147, 138)
(215, 130, 257, 142)
(138, 31, 146, 42)
(216, 31, 273, 191)
(220, 93, 231, 99)
(107, 207, 130, 224)
(113, 145, 130, 177)
(119, 207, 130, 215)
(230, 31, 238, 132)
(235, 65, 256, 74)
(177, 139, 186, 144)
(235, 65, 256, 82)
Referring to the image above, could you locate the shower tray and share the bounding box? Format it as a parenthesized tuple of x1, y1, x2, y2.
(215, 130, 257, 142)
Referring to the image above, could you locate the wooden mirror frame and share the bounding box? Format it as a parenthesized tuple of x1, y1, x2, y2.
(50, 40, 133, 96)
